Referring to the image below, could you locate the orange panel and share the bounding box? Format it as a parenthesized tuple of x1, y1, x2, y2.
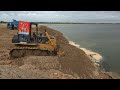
(18, 21, 30, 35)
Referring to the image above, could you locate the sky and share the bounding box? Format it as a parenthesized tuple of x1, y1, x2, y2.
(0, 11, 120, 23)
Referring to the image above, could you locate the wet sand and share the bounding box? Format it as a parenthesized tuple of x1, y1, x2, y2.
(69, 41, 103, 63)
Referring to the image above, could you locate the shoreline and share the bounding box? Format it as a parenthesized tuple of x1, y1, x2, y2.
(68, 40, 120, 79)
(68, 40, 103, 65)
(62, 34, 104, 67)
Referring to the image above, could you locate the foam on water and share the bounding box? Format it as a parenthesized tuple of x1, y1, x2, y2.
(69, 41, 103, 63)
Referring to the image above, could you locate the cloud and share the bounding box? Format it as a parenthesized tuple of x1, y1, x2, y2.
(0, 11, 120, 23)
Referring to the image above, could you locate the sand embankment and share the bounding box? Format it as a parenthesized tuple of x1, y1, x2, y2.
(0, 24, 112, 79)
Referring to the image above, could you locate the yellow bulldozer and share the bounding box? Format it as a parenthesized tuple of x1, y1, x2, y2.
(9, 21, 60, 58)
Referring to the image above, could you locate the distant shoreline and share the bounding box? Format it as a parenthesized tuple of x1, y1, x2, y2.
(39, 23, 120, 24)
(1, 22, 120, 24)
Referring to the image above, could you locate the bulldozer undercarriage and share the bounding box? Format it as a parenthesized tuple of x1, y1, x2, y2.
(9, 46, 58, 58)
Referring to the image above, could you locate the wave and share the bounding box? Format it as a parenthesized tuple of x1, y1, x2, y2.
(69, 41, 80, 48)
(68, 40, 103, 63)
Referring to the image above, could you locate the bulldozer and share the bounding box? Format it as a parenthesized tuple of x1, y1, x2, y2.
(9, 21, 60, 58)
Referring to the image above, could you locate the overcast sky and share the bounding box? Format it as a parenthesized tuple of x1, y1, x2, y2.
(0, 11, 120, 23)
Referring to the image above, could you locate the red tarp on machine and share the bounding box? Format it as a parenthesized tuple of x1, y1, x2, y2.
(18, 21, 30, 35)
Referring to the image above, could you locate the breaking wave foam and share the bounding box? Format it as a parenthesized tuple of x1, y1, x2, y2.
(69, 41, 103, 63)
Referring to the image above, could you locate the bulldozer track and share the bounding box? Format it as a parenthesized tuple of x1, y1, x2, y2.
(9, 45, 57, 58)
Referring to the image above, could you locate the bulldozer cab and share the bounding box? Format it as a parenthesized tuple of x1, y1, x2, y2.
(16, 21, 50, 44)
(30, 22, 38, 36)
(12, 20, 56, 47)
(11, 21, 38, 44)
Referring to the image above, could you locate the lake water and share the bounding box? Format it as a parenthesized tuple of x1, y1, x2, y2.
(42, 24, 120, 73)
